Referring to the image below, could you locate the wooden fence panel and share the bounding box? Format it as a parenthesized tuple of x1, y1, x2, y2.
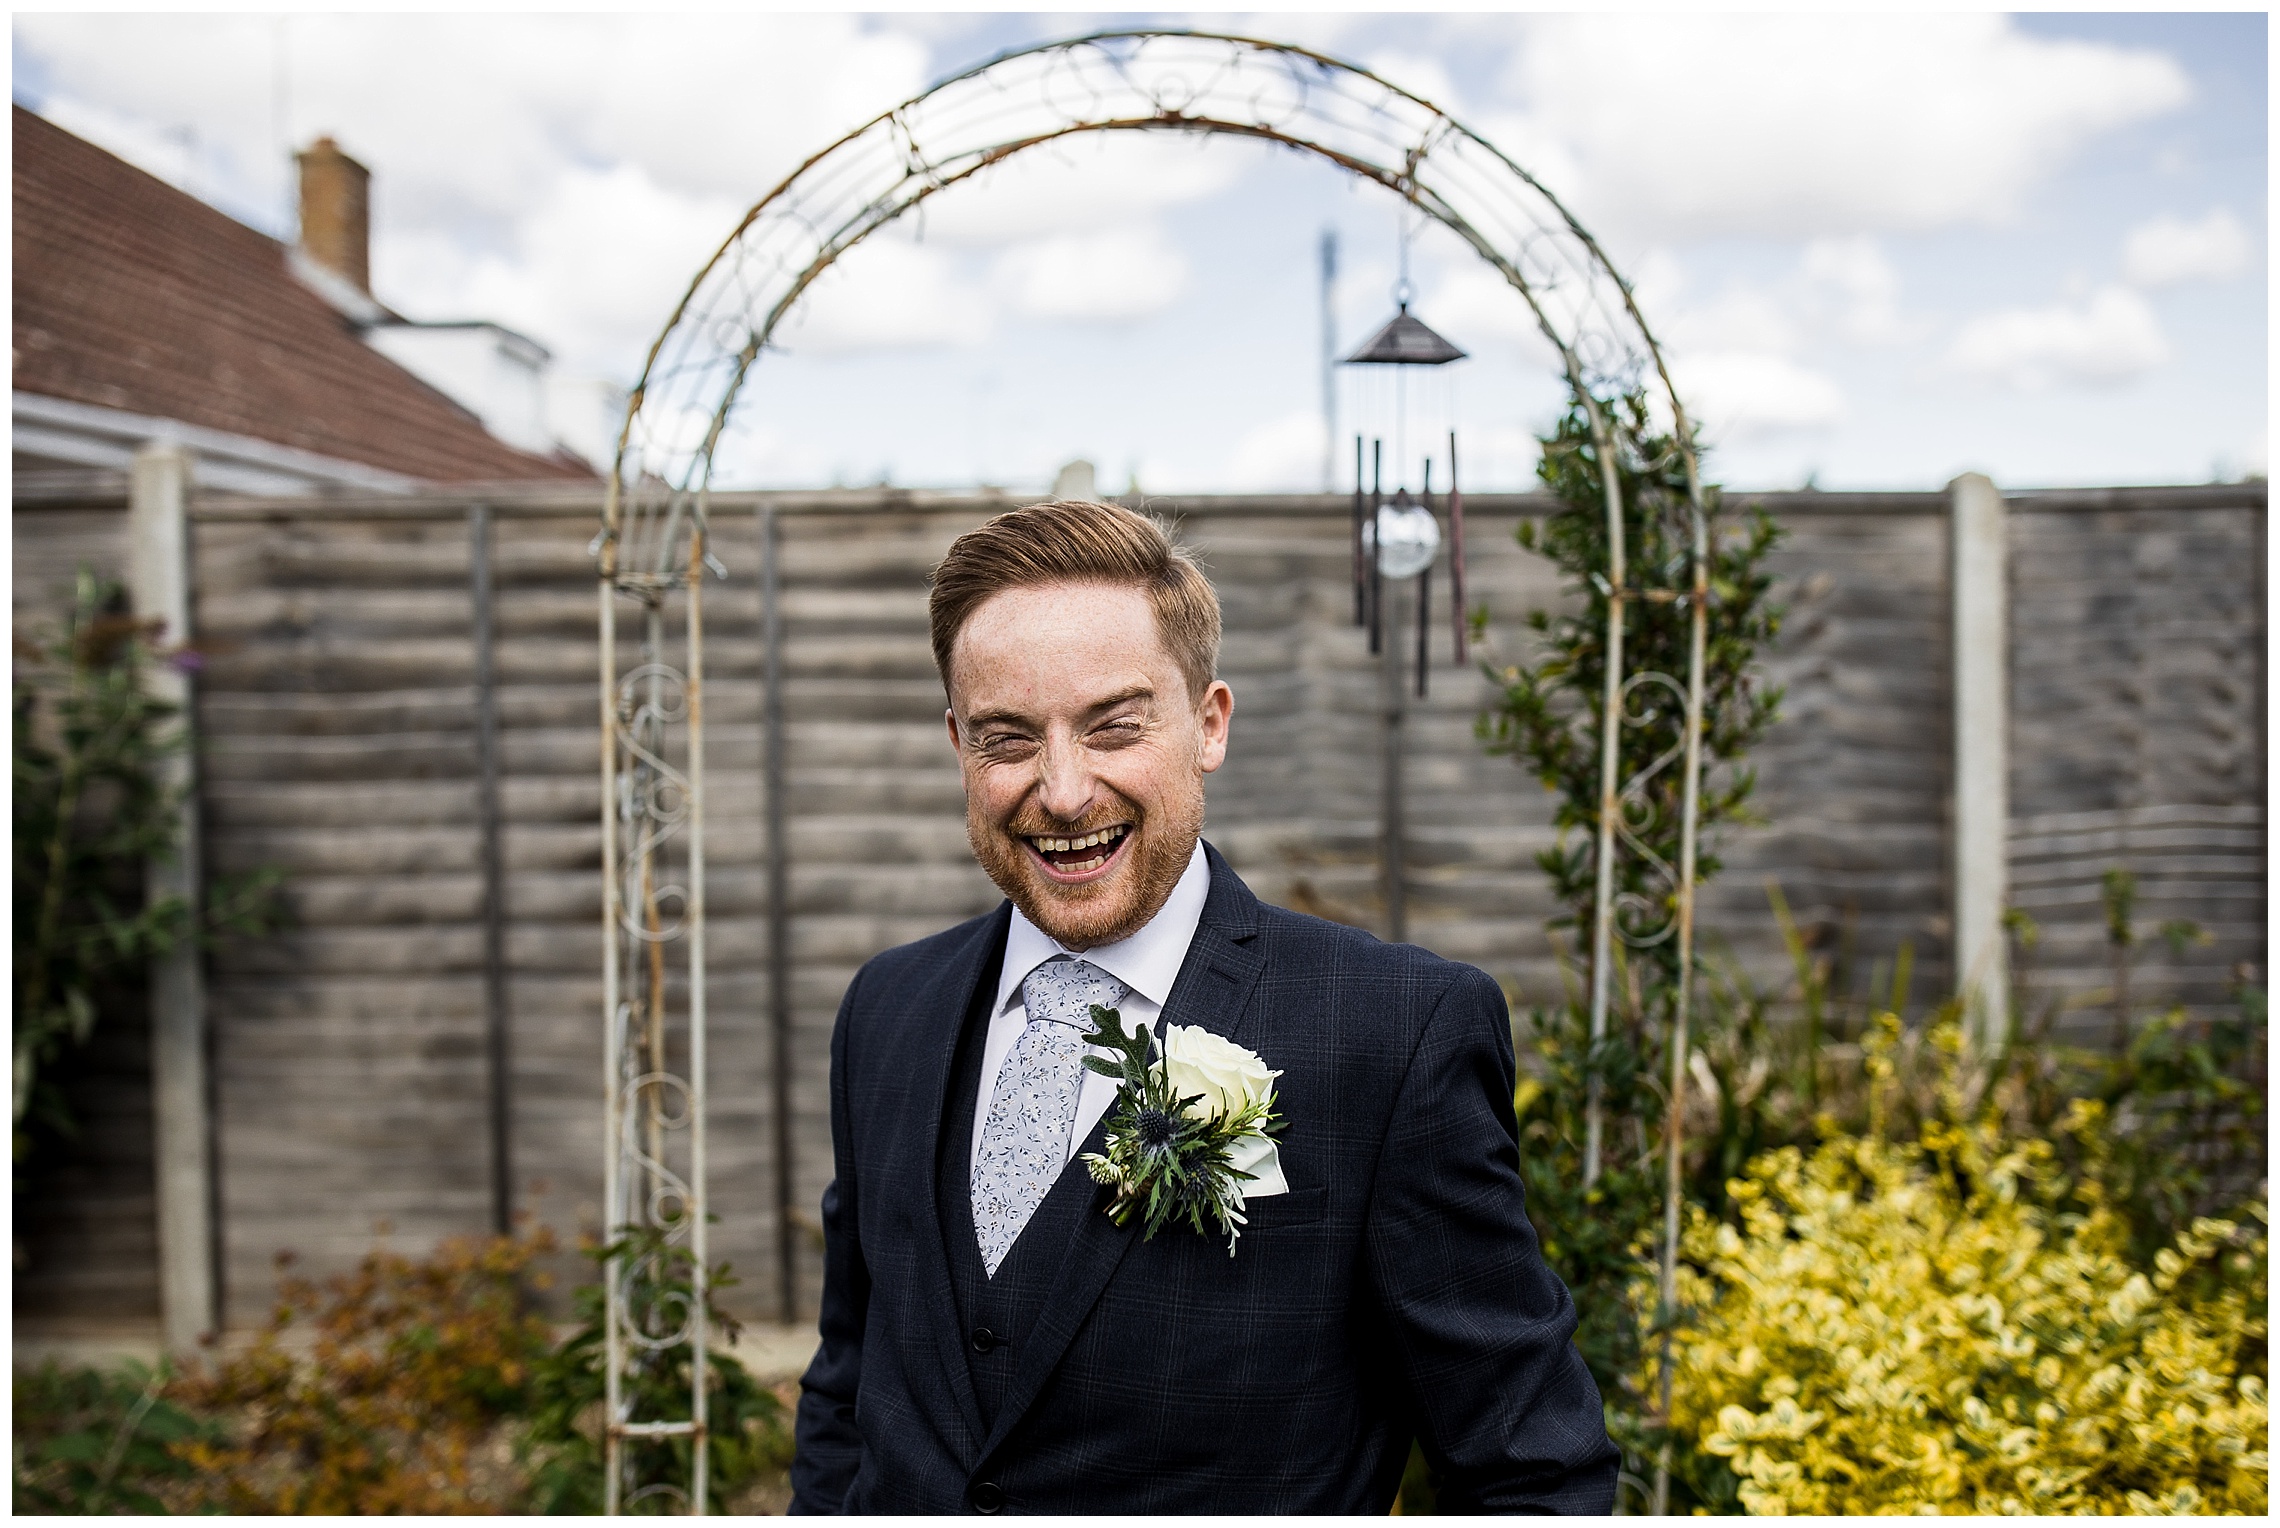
(195, 514, 495, 1316)
(2007, 497, 2266, 1031)
(10, 480, 2265, 1328)
(1713, 501, 1959, 1003)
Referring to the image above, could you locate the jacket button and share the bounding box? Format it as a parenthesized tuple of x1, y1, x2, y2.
(969, 1326, 1000, 1354)
(970, 1480, 1005, 1513)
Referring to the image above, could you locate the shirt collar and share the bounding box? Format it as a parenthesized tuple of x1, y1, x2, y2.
(995, 840, 1211, 1018)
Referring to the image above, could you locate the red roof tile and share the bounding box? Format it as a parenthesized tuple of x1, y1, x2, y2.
(11, 105, 593, 484)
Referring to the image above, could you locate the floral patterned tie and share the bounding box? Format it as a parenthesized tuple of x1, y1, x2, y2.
(971, 957, 1130, 1277)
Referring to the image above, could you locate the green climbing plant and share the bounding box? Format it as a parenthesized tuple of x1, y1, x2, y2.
(523, 1226, 792, 1513)
(1479, 389, 1784, 986)
(12, 570, 280, 1175)
(1470, 390, 1786, 1504)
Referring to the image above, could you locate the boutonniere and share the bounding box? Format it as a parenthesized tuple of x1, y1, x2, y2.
(1078, 1006, 1287, 1256)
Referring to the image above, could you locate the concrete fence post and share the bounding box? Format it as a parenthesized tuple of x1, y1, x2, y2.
(1949, 472, 2009, 1054)
(128, 440, 217, 1352)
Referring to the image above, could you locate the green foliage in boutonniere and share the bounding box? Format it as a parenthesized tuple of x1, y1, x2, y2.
(1079, 1005, 1285, 1255)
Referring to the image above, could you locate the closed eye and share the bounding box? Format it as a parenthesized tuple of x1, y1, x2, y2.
(1089, 717, 1145, 746)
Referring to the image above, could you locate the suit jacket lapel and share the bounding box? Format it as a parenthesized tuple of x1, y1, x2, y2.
(1154, 842, 1270, 1054)
(914, 901, 1009, 1458)
(976, 844, 1268, 1464)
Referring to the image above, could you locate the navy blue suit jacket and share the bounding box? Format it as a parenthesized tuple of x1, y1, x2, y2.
(791, 844, 1618, 1514)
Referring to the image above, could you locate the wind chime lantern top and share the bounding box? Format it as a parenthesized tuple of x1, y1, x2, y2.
(1342, 300, 1463, 580)
(1342, 302, 1467, 367)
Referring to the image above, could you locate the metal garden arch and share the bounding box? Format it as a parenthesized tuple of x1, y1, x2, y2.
(594, 28, 1714, 1514)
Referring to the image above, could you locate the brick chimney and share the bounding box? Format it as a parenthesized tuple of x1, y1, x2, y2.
(295, 136, 370, 295)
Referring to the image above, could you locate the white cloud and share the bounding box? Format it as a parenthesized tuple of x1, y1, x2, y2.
(1661, 284, 1804, 358)
(1331, 253, 1402, 350)
(1442, 421, 1547, 495)
(379, 164, 745, 374)
(1413, 262, 1562, 366)
(543, 374, 629, 474)
(31, 92, 248, 211)
(995, 225, 1191, 323)
(1222, 411, 1327, 492)
(14, 13, 1261, 383)
(1670, 353, 1846, 441)
(1626, 239, 1907, 373)
(13, 12, 930, 363)
(1222, 10, 1377, 61)
(16, 15, 287, 220)
(709, 418, 840, 490)
(914, 133, 1243, 248)
(777, 236, 993, 355)
(14, 11, 2253, 494)
(623, 395, 731, 482)
(1501, 14, 2191, 239)
(2122, 208, 2255, 287)
(1799, 237, 1910, 346)
(1355, 48, 1467, 118)
(1947, 285, 2169, 391)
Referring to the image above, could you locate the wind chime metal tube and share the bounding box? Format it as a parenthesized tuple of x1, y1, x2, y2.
(1381, 565, 1408, 945)
(1447, 432, 1467, 665)
(1351, 437, 1367, 627)
(1368, 440, 1385, 653)
(1417, 465, 1433, 698)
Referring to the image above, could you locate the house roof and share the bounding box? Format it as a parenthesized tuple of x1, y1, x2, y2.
(11, 105, 593, 484)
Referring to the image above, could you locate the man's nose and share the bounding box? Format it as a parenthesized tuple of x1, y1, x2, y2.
(1034, 734, 1096, 822)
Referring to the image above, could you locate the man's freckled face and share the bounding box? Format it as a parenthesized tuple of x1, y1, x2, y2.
(945, 580, 1232, 951)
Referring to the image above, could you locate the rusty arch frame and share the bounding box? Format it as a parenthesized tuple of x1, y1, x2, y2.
(595, 27, 1713, 1514)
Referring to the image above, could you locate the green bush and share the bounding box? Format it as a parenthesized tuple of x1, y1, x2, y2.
(1489, 879, 2267, 1514)
(10, 1229, 792, 1514)
(168, 1230, 563, 1512)
(11, 1359, 219, 1513)
(1647, 1020, 2269, 1515)
(522, 1226, 793, 1514)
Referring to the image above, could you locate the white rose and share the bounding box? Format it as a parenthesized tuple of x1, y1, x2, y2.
(1159, 1024, 1280, 1121)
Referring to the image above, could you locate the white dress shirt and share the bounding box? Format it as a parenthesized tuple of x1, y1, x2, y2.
(969, 840, 1210, 1175)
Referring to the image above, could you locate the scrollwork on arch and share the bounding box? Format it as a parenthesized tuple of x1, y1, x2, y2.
(1610, 669, 1691, 951)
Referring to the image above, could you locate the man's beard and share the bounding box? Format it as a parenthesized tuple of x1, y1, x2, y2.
(968, 787, 1204, 951)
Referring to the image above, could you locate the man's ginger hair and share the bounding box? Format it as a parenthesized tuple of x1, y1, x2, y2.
(929, 499, 1221, 701)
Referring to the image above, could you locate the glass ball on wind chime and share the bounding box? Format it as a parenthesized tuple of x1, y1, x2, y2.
(1342, 295, 1470, 696)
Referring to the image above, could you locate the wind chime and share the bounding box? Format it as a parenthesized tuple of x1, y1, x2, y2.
(1340, 252, 1469, 943)
(1344, 295, 1469, 695)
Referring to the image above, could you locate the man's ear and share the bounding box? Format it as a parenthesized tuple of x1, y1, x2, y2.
(1196, 680, 1233, 774)
(945, 706, 962, 758)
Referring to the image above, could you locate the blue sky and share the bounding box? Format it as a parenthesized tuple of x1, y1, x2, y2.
(12, 9, 2267, 492)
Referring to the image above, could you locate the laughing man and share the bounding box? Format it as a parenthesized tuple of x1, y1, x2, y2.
(790, 498, 1617, 1514)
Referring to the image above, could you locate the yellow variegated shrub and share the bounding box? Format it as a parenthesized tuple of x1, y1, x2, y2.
(1653, 1105, 2267, 1514)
